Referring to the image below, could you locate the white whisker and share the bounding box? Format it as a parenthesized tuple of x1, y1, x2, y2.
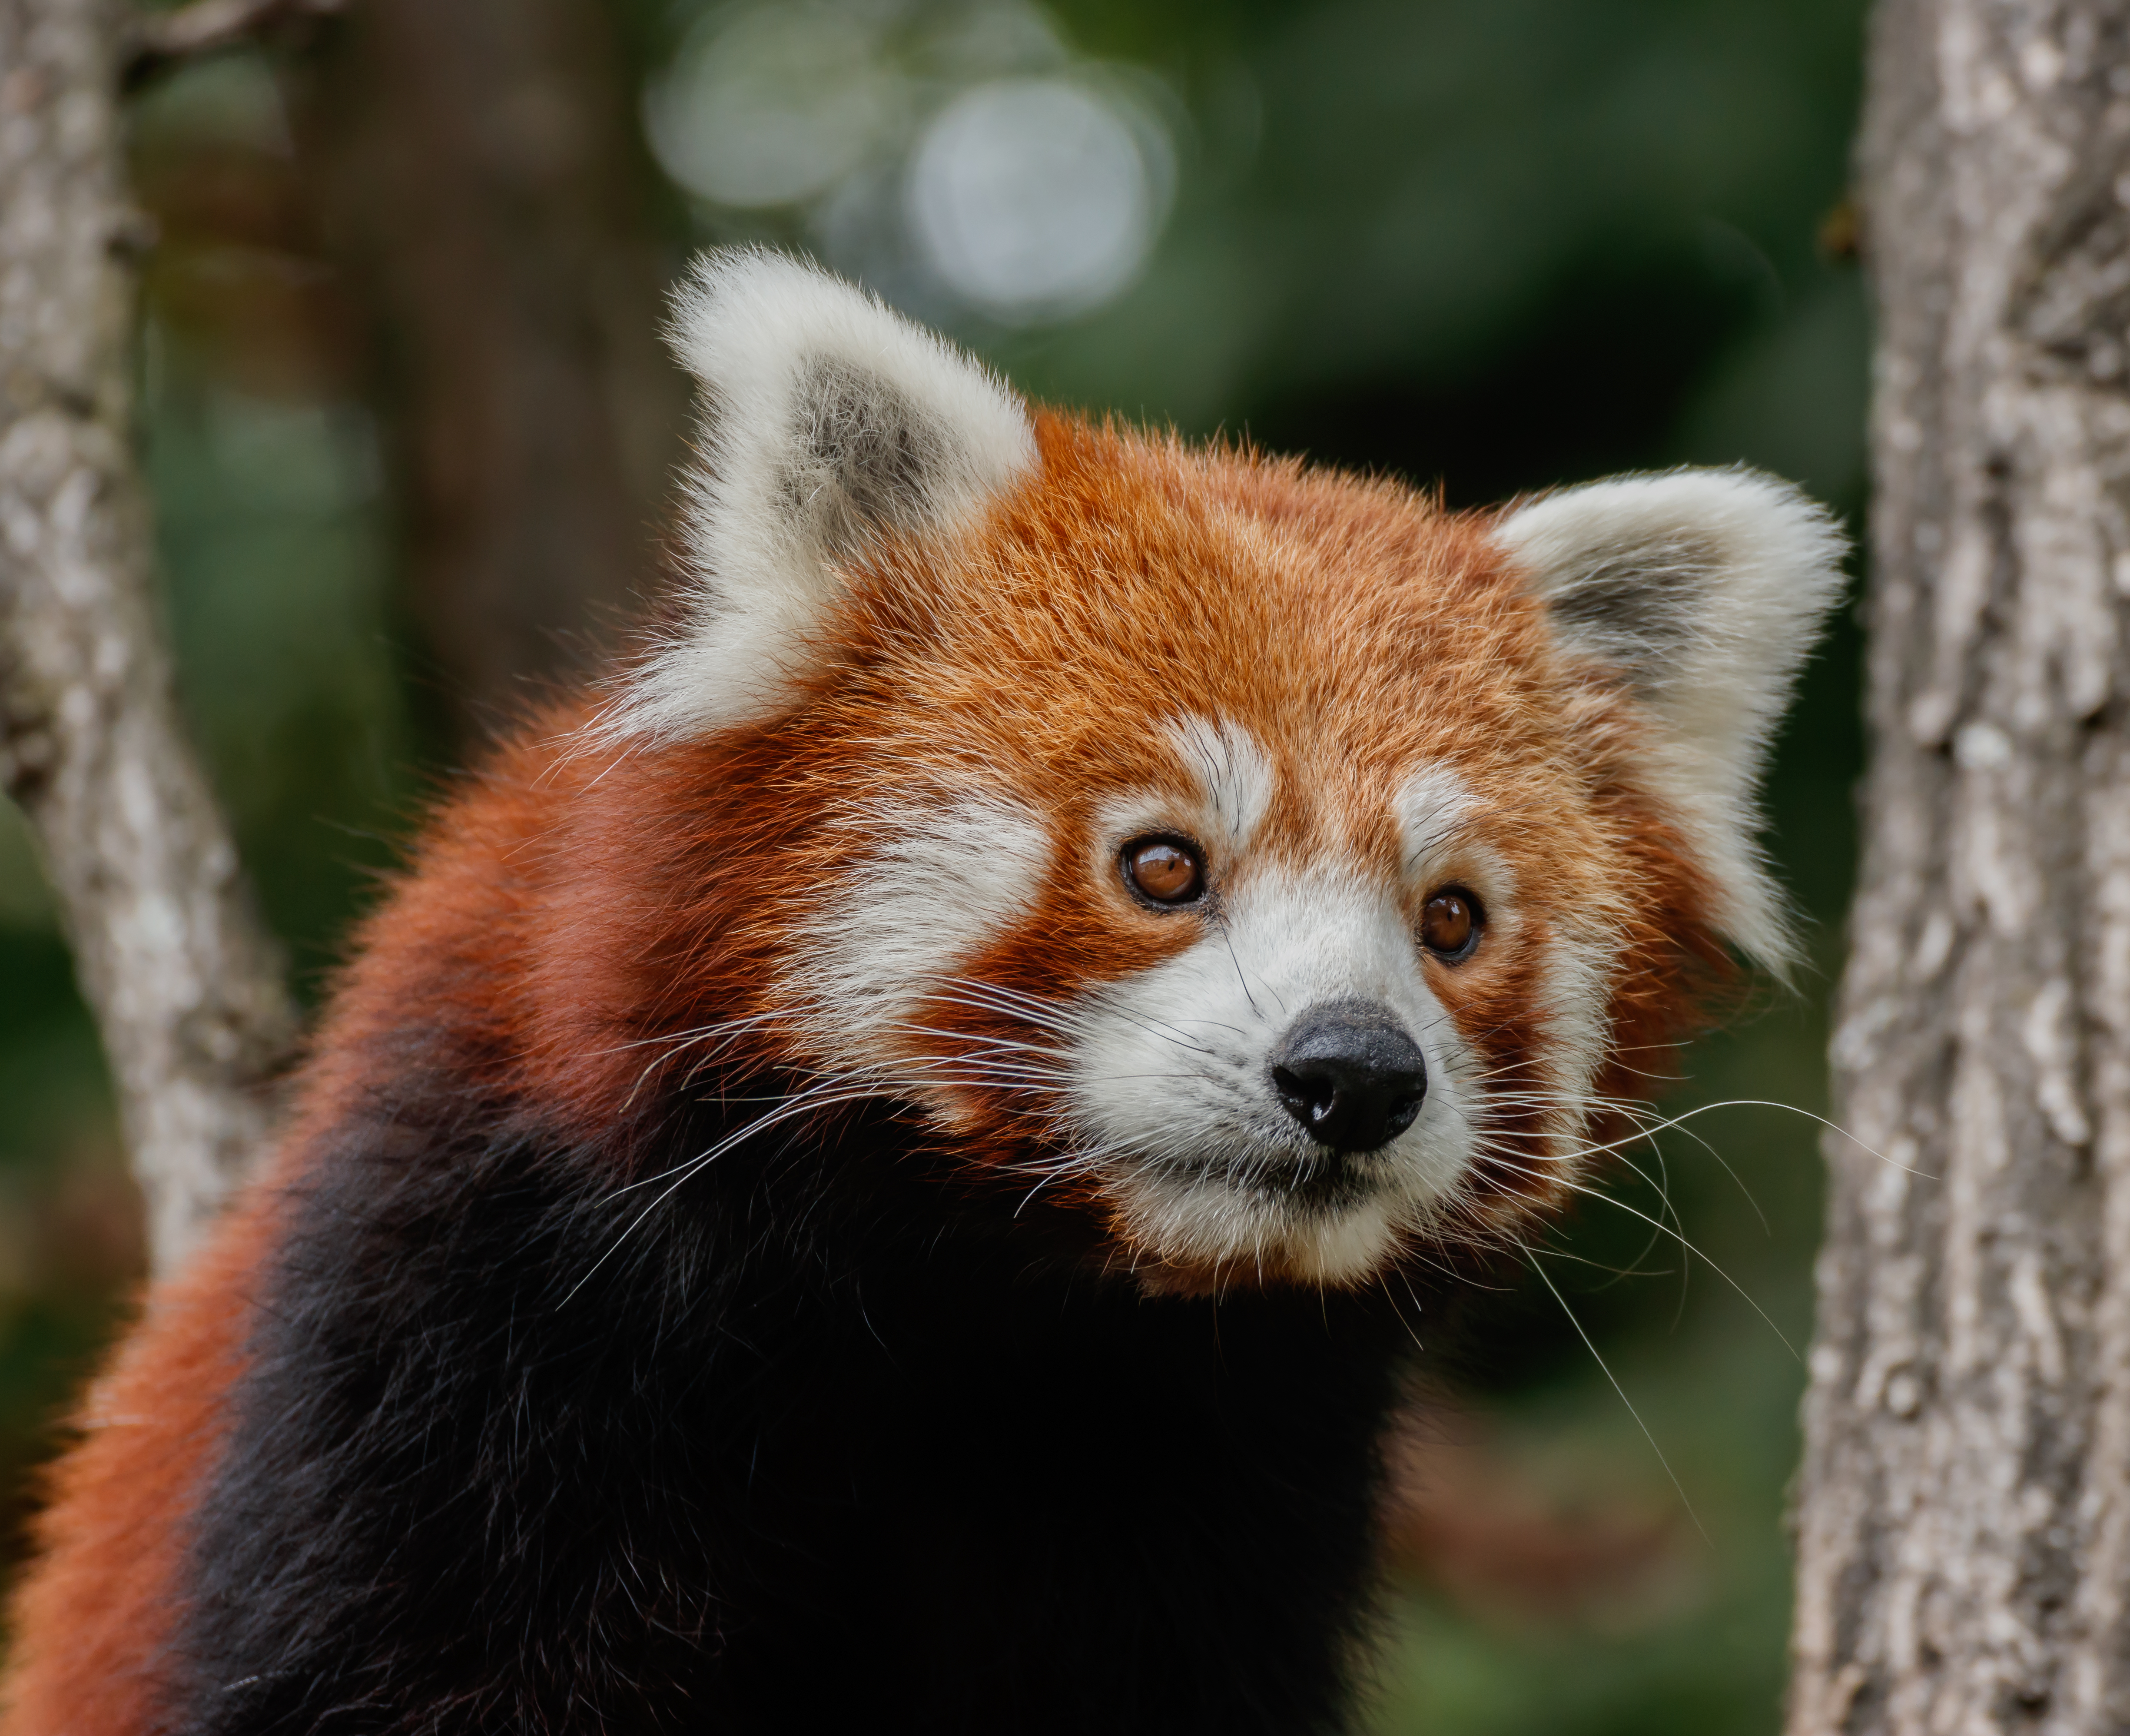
(1517, 1237, 1709, 1547)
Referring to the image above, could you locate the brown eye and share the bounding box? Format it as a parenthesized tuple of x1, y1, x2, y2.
(1123, 838, 1205, 906)
(1421, 888, 1480, 959)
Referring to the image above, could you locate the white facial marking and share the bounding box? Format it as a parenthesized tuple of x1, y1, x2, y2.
(1094, 715, 1277, 863)
(778, 746, 1615, 1291)
(784, 793, 1048, 1080)
(1393, 760, 1477, 875)
(1531, 938, 1613, 1155)
(1393, 760, 1521, 909)
(1395, 760, 1612, 1185)
(1164, 715, 1274, 849)
(1066, 867, 1481, 1285)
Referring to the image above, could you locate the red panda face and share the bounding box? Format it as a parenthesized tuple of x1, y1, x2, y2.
(592, 251, 1844, 1294)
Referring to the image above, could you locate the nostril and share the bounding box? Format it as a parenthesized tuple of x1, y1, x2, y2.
(1267, 1001, 1429, 1154)
(1384, 1090, 1423, 1140)
(1271, 1064, 1338, 1128)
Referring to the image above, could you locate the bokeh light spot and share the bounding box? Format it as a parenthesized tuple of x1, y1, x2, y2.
(905, 77, 1168, 323)
(646, 6, 908, 209)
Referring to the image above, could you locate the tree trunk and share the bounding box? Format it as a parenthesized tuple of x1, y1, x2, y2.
(1789, 2, 2130, 1729)
(0, 0, 298, 1275)
(285, 0, 686, 740)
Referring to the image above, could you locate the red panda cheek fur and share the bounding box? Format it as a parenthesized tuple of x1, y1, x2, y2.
(0, 253, 1838, 1735)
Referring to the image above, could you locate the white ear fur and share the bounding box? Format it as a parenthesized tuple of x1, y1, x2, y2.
(1495, 467, 1846, 976)
(604, 249, 1038, 739)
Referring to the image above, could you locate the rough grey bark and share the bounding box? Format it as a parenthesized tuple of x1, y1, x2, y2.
(1789, 2, 2130, 1730)
(0, 0, 297, 1275)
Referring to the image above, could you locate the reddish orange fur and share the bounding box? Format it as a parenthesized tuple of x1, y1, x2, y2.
(3, 1187, 279, 1735)
(1, 408, 1737, 1728)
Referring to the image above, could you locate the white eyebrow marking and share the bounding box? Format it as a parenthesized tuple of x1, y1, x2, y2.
(784, 793, 1049, 1069)
(1163, 715, 1275, 849)
(1393, 760, 1479, 877)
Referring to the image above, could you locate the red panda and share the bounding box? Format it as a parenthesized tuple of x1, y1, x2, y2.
(0, 250, 1843, 1735)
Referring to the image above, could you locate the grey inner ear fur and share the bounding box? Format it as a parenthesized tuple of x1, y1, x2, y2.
(1543, 531, 1722, 697)
(780, 359, 949, 557)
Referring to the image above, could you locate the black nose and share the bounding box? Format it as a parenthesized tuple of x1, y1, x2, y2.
(1268, 1001, 1428, 1153)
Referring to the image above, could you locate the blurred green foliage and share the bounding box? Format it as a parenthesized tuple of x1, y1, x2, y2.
(0, 0, 1869, 1727)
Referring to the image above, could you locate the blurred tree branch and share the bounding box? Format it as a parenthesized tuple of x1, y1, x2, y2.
(0, 0, 297, 1276)
(0, 0, 681, 1283)
(123, 0, 344, 82)
(283, 0, 686, 740)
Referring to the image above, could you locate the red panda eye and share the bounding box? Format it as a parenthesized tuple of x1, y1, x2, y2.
(1123, 838, 1205, 906)
(1421, 889, 1480, 958)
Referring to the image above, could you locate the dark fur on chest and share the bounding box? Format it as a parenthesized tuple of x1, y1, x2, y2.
(176, 1069, 1410, 1734)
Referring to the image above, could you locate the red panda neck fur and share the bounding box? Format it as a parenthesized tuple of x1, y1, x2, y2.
(0, 250, 1842, 1736)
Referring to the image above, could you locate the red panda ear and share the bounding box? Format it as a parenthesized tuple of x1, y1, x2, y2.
(1496, 466, 1848, 978)
(602, 249, 1037, 739)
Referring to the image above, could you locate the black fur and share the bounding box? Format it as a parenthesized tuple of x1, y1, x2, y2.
(783, 358, 947, 556)
(1540, 531, 1722, 698)
(176, 1025, 1411, 1734)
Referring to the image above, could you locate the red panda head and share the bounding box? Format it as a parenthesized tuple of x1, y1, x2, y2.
(577, 249, 1844, 1295)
